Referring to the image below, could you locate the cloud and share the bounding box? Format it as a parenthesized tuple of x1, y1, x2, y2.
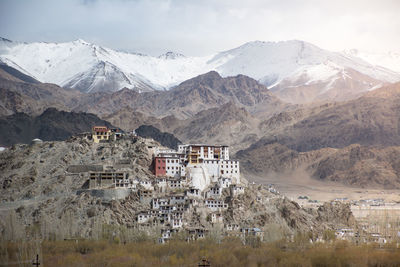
(0, 0, 399, 56)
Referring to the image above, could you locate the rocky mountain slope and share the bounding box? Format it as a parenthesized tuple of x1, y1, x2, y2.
(135, 125, 182, 150)
(0, 108, 114, 146)
(102, 102, 261, 152)
(0, 65, 83, 117)
(78, 71, 288, 119)
(170, 102, 260, 152)
(0, 64, 287, 122)
(1, 37, 399, 103)
(236, 141, 400, 189)
(101, 81, 400, 157)
(257, 82, 400, 152)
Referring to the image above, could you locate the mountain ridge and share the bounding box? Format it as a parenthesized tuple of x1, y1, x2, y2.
(1, 37, 399, 103)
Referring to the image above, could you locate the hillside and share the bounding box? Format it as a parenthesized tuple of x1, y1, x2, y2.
(236, 141, 400, 189)
(0, 136, 356, 241)
(0, 108, 114, 146)
(79, 71, 288, 119)
(0, 65, 83, 116)
(135, 125, 182, 149)
(257, 82, 400, 152)
(170, 102, 260, 152)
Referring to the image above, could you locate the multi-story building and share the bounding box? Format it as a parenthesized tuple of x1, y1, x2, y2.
(153, 144, 241, 189)
(154, 151, 186, 178)
(91, 126, 122, 143)
(178, 144, 230, 162)
(92, 126, 111, 143)
(89, 171, 126, 189)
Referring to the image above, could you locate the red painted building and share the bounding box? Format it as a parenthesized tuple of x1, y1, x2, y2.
(154, 157, 166, 176)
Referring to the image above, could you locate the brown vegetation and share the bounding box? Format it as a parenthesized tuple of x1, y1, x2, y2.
(2, 238, 400, 266)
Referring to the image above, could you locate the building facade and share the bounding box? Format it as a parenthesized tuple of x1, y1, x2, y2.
(153, 144, 240, 189)
(92, 126, 111, 143)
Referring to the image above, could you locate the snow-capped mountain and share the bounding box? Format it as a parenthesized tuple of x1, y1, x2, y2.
(0, 38, 210, 93)
(209, 41, 400, 103)
(1, 38, 400, 103)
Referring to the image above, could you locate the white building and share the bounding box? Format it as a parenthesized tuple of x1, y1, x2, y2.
(137, 212, 152, 224)
(225, 224, 240, 231)
(219, 177, 232, 189)
(170, 215, 183, 228)
(205, 198, 228, 211)
(210, 213, 224, 224)
(139, 180, 154, 190)
(152, 198, 169, 209)
(154, 144, 241, 191)
(230, 185, 245, 196)
(207, 185, 223, 198)
(165, 157, 183, 177)
(168, 179, 183, 188)
(185, 187, 201, 198)
(170, 195, 185, 205)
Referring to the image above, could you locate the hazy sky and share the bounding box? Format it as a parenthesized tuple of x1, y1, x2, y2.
(0, 0, 399, 56)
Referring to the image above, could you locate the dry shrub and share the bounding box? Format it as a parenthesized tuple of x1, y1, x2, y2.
(3, 238, 400, 266)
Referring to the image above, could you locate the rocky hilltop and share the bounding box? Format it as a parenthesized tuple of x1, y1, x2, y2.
(135, 125, 182, 150)
(0, 135, 355, 241)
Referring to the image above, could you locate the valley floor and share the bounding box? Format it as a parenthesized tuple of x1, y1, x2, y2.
(247, 171, 400, 205)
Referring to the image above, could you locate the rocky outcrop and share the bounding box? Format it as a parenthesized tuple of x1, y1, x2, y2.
(135, 125, 181, 149)
(0, 108, 115, 146)
(228, 184, 355, 235)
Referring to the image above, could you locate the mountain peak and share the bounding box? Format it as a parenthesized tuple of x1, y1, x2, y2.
(72, 39, 91, 45)
(158, 51, 185, 60)
(187, 71, 222, 82)
(236, 39, 313, 49)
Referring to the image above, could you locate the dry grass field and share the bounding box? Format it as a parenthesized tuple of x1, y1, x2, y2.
(2, 238, 400, 267)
